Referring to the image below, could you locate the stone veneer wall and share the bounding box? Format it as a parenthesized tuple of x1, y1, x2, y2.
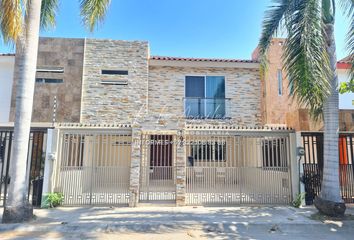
(80, 39, 149, 124)
(147, 66, 262, 127)
(10, 38, 84, 122)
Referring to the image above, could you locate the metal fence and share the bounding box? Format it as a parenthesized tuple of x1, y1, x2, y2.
(185, 129, 292, 205)
(139, 134, 176, 202)
(0, 128, 47, 207)
(301, 132, 354, 204)
(53, 128, 132, 206)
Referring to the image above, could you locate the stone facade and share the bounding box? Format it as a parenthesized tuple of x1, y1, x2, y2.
(10, 38, 84, 123)
(80, 39, 149, 124)
(147, 65, 262, 127)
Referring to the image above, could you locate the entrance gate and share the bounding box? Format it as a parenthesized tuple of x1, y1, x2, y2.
(139, 134, 176, 202)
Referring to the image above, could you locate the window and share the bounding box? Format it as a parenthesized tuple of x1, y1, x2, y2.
(35, 78, 63, 84)
(101, 70, 128, 75)
(185, 76, 226, 118)
(190, 142, 226, 162)
(277, 69, 283, 96)
(262, 138, 288, 168)
(37, 67, 64, 73)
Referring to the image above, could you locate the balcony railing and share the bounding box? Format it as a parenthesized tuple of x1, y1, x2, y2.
(184, 98, 231, 119)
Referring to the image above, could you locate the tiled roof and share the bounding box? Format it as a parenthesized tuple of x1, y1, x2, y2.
(0, 53, 15, 56)
(151, 56, 258, 63)
(338, 55, 353, 64)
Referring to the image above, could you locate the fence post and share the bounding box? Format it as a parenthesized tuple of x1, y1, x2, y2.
(129, 126, 142, 207)
(290, 132, 299, 202)
(296, 131, 306, 206)
(176, 130, 186, 206)
(41, 128, 58, 208)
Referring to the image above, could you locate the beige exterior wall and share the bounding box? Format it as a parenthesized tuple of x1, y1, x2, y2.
(147, 65, 262, 127)
(10, 37, 84, 123)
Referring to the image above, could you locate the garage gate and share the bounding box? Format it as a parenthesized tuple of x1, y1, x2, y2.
(185, 129, 293, 205)
(53, 128, 132, 206)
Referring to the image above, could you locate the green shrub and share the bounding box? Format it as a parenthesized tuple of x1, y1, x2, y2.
(292, 192, 306, 208)
(44, 192, 64, 208)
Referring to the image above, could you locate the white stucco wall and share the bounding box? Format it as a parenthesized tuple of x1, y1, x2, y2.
(338, 69, 354, 110)
(0, 55, 15, 123)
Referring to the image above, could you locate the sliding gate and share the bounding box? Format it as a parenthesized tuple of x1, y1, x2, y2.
(185, 129, 292, 205)
(54, 128, 132, 205)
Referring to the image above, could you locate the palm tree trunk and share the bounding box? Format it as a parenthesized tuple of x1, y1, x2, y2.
(314, 23, 346, 217)
(2, 0, 42, 223)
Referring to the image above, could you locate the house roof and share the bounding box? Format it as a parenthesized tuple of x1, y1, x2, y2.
(337, 55, 352, 69)
(150, 56, 258, 63)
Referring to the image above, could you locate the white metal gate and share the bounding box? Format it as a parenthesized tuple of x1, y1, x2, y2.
(53, 128, 132, 205)
(185, 129, 292, 205)
(139, 134, 176, 202)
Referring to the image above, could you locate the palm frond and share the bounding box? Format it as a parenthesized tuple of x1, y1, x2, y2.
(80, 0, 111, 32)
(40, 0, 59, 30)
(283, 0, 331, 120)
(0, 0, 23, 42)
(341, 0, 354, 81)
(258, 0, 291, 70)
(338, 0, 354, 18)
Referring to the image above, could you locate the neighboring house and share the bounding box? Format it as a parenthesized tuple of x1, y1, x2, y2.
(252, 38, 353, 131)
(0, 54, 15, 123)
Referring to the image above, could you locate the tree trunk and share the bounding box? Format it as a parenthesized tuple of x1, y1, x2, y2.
(314, 23, 346, 217)
(2, 0, 42, 223)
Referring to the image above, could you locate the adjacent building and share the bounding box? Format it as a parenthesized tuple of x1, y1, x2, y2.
(252, 38, 353, 131)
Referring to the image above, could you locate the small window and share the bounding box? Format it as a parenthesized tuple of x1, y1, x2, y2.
(101, 70, 128, 75)
(277, 69, 283, 96)
(37, 67, 64, 73)
(36, 78, 63, 84)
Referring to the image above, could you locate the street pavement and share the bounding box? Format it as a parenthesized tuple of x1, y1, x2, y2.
(0, 205, 354, 239)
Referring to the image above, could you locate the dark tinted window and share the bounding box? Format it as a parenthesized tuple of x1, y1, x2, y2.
(101, 70, 128, 75)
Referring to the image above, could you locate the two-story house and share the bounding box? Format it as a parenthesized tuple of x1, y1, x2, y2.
(2, 37, 297, 207)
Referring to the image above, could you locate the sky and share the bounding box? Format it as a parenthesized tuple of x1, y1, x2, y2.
(0, 0, 351, 60)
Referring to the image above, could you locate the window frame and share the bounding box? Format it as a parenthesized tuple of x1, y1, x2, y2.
(184, 75, 226, 118)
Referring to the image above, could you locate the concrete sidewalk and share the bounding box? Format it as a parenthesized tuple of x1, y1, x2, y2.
(0, 205, 354, 239)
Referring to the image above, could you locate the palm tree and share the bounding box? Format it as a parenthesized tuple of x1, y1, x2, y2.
(259, 0, 353, 216)
(0, 0, 112, 223)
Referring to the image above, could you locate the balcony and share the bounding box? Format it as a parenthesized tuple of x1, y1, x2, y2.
(184, 98, 231, 119)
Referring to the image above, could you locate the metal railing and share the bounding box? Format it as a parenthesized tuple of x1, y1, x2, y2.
(301, 132, 354, 204)
(184, 98, 231, 119)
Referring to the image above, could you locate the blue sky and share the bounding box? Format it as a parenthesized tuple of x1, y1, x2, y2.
(0, 0, 351, 60)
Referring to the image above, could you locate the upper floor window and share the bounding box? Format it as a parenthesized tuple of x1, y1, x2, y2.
(36, 78, 63, 84)
(277, 69, 283, 96)
(101, 70, 128, 75)
(185, 76, 226, 119)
